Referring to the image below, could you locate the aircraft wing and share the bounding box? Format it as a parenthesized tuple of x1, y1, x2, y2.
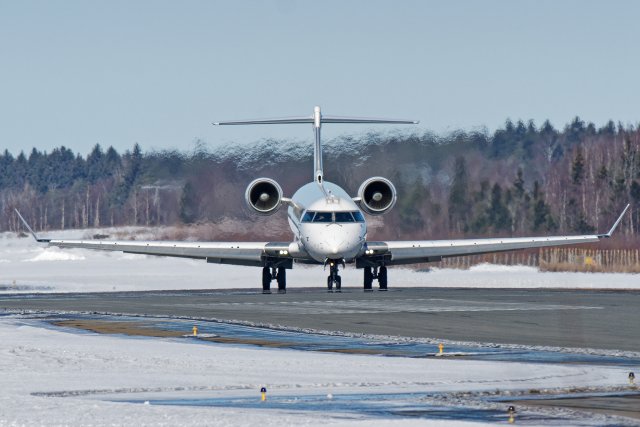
(363, 205, 630, 266)
(14, 210, 293, 267)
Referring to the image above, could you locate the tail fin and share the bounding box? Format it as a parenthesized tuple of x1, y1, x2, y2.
(213, 106, 418, 186)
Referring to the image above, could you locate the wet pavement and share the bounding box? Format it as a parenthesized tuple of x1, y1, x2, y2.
(30, 313, 640, 367)
(123, 392, 571, 425)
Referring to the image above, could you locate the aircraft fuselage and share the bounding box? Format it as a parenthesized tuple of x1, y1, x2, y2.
(287, 181, 366, 263)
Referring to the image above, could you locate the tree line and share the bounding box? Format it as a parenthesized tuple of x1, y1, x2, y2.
(1, 116, 639, 246)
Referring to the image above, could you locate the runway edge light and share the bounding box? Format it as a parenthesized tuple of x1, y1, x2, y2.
(507, 405, 516, 423)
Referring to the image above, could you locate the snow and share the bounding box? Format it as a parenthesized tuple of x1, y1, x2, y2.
(0, 229, 638, 294)
(0, 315, 632, 427)
(0, 229, 638, 425)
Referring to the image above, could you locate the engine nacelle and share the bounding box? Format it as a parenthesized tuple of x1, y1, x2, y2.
(357, 177, 397, 215)
(245, 178, 283, 215)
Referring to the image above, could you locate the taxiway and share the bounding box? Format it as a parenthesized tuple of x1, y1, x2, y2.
(2, 287, 639, 352)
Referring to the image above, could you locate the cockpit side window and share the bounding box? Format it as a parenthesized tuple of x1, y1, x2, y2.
(312, 212, 333, 223)
(301, 211, 315, 222)
(352, 211, 365, 222)
(334, 212, 355, 223)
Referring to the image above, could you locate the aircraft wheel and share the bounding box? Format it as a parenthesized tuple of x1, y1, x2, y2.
(262, 267, 272, 294)
(335, 276, 342, 292)
(327, 276, 334, 292)
(363, 267, 373, 291)
(378, 266, 388, 291)
(277, 268, 286, 294)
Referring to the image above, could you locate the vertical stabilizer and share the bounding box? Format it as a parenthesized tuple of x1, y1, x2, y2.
(213, 107, 418, 186)
(313, 106, 323, 185)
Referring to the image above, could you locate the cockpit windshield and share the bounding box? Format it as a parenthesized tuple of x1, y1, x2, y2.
(334, 212, 355, 223)
(301, 211, 365, 223)
(312, 212, 333, 223)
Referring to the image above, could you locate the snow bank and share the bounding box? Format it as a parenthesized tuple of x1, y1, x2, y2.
(25, 247, 86, 262)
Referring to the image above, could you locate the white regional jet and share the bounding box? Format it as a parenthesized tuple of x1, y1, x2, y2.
(16, 107, 629, 293)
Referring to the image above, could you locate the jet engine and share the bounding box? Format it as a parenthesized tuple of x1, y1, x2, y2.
(357, 177, 397, 215)
(245, 178, 283, 215)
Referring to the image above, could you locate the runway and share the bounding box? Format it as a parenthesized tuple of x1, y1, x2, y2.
(2, 287, 639, 352)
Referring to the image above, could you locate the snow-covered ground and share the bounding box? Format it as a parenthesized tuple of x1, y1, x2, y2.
(1, 228, 639, 426)
(0, 315, 635, 427)
(0, 228, 638, 293)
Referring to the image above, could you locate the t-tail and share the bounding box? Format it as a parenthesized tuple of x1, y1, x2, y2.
(213, 106, 418, 190)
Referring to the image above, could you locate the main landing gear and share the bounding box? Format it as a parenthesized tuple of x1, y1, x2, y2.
(262, 266, 287, 294)
(363, 266, 387, 292)
(326, 260, 344, 293)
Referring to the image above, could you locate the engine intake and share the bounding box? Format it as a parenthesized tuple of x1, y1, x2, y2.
(357, 177, 397, 215)
(245, 178, 283, 215)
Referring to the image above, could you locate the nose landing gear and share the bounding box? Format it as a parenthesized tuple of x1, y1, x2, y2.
(326, 259, 344, 293)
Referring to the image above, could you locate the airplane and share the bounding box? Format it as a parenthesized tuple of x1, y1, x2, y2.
(16, 106, 630, 294)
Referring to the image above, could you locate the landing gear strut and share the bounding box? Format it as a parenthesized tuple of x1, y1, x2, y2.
(262, 266, 287, 294)
(326, 260, 343, 293)
(363, 266, 388, 291)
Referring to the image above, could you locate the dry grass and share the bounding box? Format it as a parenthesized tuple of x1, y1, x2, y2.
(438, 248, 640, 273)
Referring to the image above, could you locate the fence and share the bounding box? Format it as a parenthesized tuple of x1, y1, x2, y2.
(438, 248, 640, 273)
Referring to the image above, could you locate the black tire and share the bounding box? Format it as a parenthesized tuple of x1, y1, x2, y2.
(277, 268, 286, 293)
(363, 267, 373, 291)
(335, 276, 342, 292)
(378, 266, 388, 290)
(327, 276, 333, 292)
(262, 267, 272, 293)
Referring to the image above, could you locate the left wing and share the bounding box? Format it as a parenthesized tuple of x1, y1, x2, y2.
(361, 205, 630, 266)
(15, 210, 292, 268)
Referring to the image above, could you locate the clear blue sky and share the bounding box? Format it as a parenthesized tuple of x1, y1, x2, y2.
(1, 0, 639, 155)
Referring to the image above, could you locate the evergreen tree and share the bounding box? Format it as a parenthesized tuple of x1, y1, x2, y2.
(531, 181, 556, 231)
(571, 148, 585, 185)
(398, 179, 425, 232)
(179, 181, 199, 223)
(448, 156, 469, 233)
(487, 183, 512, 232)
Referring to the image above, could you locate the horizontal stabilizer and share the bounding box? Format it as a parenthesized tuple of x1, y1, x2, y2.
(322, 115, 419, 124)
(213, 116, 313, 126)
(213, 114, 419, 126)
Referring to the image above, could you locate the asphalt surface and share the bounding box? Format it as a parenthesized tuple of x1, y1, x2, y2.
(2, 287, 639, 352)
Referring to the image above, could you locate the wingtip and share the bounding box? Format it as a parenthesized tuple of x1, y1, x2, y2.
(413, 120, 420, 124)
(14, 208, 39, 241)
(601, 203, 631, 238)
